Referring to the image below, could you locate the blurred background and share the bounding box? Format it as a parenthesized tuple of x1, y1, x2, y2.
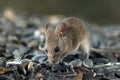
(0, 0, 120, 25)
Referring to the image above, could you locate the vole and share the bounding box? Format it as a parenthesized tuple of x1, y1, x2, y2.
(45, 17, 120, 66)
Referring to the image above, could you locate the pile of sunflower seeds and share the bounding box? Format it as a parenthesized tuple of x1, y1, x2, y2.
(0, 10, 120, 80)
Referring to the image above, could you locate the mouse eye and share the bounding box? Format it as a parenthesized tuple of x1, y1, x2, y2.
(54, 47, 60, 52)
(45, 49, 48, 53)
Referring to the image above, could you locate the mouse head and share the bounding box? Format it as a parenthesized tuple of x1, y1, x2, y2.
(45, 22, 68, 64)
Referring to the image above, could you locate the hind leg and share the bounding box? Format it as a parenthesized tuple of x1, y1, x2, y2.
(80, 39, 93, 67)
(80, 39, 90, 60)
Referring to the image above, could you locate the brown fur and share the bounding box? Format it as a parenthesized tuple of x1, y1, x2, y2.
(46, 17, 90, 64)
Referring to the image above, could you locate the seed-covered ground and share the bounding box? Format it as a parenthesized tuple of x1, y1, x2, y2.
(0, 11, 120, 80)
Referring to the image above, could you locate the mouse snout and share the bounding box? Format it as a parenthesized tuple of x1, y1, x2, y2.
(48, 55, 60, 64)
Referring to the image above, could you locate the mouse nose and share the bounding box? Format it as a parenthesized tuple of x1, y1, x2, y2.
(47, 54, 55, 58)
(48, 56, 60, 64)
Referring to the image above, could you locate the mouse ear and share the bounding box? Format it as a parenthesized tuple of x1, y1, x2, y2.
(45, 23, 54, 34)
(45, 23, 50, 31)
(57, 22, 67, 37)
(59, 22, 67, 31)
